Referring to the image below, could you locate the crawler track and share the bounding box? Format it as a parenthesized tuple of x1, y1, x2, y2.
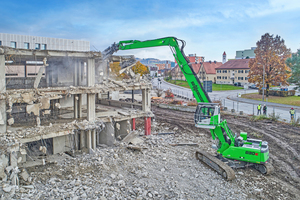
(195, 149, 235, 181)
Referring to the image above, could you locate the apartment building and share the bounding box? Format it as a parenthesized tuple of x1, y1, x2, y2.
(175, 53, 204, 65)
(215, 59, 251, 85)
(198, 61, 222, 83)
(236, 47, 256, 59)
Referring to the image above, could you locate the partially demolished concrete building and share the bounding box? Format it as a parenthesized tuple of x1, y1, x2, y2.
(0, 46, 152, 181)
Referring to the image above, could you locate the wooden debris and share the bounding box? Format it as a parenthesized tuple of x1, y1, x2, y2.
(126, 146, 147, 151)
(169, 143, 198, 146)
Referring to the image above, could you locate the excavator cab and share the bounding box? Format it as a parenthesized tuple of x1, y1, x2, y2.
(194, 103, 220, 129)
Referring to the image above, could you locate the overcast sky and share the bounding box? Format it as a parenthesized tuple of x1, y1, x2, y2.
(1, 0, 300, 62)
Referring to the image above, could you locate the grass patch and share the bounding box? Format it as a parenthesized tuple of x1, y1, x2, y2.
(166, 80, 243, 91)
(250, 115, 269, 121)
(241, 93, 300, 107)
(167, 80, 190, 88)
(212, 84, 242, 91)
(290, 117, 300, 126)
(250, 113, 280, 122)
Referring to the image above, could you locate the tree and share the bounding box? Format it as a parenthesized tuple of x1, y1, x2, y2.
(286, 49, 300, 88)
(132, 61, 149, 76)
(109, 62, 121, 78)
(248, 33, 291, 98)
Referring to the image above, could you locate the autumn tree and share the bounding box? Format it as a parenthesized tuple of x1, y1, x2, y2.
(132, 61, 149, 76)
(286, 49, 300, 88)
(110, 62, 121, 76)
(109, 61, 132, 80)
(248, 33, 291, 98)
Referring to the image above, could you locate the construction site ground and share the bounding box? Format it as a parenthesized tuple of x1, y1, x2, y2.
(6, 106, 300, 199)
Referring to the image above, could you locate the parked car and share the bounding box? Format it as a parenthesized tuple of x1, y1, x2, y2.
(234, 82, 242, 87)
(249, 84, 258, 89)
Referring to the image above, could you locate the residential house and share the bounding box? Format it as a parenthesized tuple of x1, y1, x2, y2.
(198, 61, 222, 83)
(215, 59, 251, 85)
(170, 61, 221, 83)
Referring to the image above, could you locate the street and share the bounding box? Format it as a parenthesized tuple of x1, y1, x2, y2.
(152, 78, 299, 122)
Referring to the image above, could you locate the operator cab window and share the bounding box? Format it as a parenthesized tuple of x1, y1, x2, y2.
(200, 107, 215, 120)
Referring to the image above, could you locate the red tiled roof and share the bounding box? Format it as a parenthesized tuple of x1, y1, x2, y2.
(216, 59, 251, 69)
(223, 51, 226, 55)
(202, 61, 222, 74)
(190, 63, 201, 73)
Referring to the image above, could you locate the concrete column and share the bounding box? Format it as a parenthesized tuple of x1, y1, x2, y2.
(0, 52, 6, 134)
(80, 130, 85, 149)
(87, 59, 95, 86)
(53, 136, 66, 154)
(87, 58, 95, 121)
(78, 61, 82, 86)
(74, 94, 78, 119)
(87, 130, 92, 150)
(144, 117, 151, 135)
(78, 94, 83, 118)
(115, 120, 131, 139)
(92, 129, 96, 150)
(87, 94, 95, 121)
(99, 122, 116, 146)
(73, 59, 78, 86)
(74, 131, 79, 150)
(142, 89, 151, 112)
(132, 118, 136, 130)
(34, 66, 45, 88)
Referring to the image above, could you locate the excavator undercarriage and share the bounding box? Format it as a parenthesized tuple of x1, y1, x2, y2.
(196, 150, 274, 180)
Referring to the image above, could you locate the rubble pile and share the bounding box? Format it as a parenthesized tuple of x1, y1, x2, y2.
(1, 118, 294, 199)
(0, 120, 246, 199)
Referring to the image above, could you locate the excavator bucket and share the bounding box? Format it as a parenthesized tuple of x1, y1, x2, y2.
(102, 42, 119, 60)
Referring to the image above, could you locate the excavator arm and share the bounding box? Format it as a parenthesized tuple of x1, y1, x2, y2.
(103, 37, 211, 103)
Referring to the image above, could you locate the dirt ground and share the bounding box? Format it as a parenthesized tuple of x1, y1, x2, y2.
(152, 106, 300, 199)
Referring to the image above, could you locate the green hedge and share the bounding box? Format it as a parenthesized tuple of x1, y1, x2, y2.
(259, 90, 295, 97)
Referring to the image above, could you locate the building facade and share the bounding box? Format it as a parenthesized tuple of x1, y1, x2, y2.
(175, 54, 204, 64)
(2, 33, 90, 77)
(0, 33, 90, 51)
(235, 47, 256, 59)
(155, 63, 171, 70)
(215, 59, 251, 85)
(199, 61, 222, 83)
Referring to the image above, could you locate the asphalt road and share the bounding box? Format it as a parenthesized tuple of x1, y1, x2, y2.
(152, 78, 299, 122)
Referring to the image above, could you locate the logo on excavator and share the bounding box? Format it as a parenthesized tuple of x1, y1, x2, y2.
(246, 151, 259, 156)
(191, 81, 204, 102)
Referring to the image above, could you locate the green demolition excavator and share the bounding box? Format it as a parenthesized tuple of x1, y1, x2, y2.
(102, 37, 273, 180)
